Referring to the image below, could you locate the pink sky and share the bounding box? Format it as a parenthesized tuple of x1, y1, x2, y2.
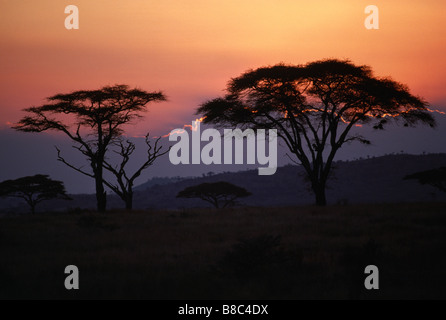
(1, 0, 445, 136)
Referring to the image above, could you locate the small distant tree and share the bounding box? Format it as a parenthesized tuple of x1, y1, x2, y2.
(0, 175, 71, 214)
(404, 167, 446, 192)
(102, 134, 170, 211)
(176, 181, 251, 208)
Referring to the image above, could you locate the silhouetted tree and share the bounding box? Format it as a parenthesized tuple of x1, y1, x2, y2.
(102, 134, 170, 211)
(197, 59, 435, 206)
(177, 181, 251, 208)
(0, 175, 71, 214)
(13, 85, 166, 212)
(404, 167, 446, 192)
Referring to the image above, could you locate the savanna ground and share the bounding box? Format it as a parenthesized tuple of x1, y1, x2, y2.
(0, 203, 445, 300)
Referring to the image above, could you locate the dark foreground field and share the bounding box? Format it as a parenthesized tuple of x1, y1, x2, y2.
(1, 203, 446, 300)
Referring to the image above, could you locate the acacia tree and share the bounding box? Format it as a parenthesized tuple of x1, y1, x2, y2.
(13, 85, 166, 212)
(177, 181, 251, 208)
(404, 167, 446, 192)
(102, 134, 170, 211)
(197, 59, 435, 206)
(0, 175, 71, 214)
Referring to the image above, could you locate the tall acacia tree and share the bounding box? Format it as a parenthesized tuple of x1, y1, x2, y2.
(197, 59, 435, 205)
(13, 85, 166, 212)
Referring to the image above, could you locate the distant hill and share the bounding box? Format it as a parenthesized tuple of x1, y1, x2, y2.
(1, 153, 446, 212)
(129, 153, 446, 209)
(133, 176, 188, 191)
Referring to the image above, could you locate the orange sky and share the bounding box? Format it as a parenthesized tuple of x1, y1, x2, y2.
(1, 0, 445, 136)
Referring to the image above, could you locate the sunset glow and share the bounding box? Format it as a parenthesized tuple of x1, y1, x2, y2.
(1, 0, 445, 136)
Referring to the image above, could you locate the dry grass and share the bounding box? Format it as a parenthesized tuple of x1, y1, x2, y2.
(1, 203, 446, 299)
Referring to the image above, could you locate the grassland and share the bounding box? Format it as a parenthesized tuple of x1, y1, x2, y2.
(1, 203, 446, 299)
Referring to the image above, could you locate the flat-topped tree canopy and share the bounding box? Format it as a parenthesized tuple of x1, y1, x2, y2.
(200, 59, 434, 130)
(14, 84, 166, 136)
(0, 174, 71, 214)
(404, 167, 446, 193)
(197, 59, 436, 205)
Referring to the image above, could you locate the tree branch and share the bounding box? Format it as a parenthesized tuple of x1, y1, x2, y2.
(56, 146, 95, 178)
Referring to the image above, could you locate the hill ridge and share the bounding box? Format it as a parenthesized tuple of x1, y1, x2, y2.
(1, 153, 446, 212)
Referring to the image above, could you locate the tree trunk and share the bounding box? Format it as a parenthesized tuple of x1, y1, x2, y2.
(95, 174, 107, 212)
(26, 198, 36, 214)
(125, 193, 133, 211)
(213, 197, 220, 209)
(313, 182, 327, 206)
(95, 124, 106, 212)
